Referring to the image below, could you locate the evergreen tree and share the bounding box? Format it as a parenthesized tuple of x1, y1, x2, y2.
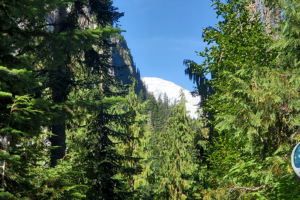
(137, 89, 145, 104)
(187, 0, 300, 198)
(110, 79, 149, 197)
(0, 0, 130, 199)
(153, 90, 199, 199)
(0, 0, 63, 198)
(39, 0, 125, 167)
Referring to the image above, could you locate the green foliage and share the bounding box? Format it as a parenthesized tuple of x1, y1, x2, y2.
(25, 151, 88, 199)
(6, 0, 300, 199)
(184, 0, 300, 199)
(133, 91, 201, 199)
(0, 0, 128, 199)
(155, 91, 199, 199)
(144, 91, 173, 134)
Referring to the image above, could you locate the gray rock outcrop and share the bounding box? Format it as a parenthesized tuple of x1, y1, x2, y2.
(111, 36, 146, 94)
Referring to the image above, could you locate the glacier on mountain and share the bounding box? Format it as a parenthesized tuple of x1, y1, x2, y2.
(141, 77, 201, 119)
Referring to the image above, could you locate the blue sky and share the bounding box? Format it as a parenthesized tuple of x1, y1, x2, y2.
(113, 0, 222, 91)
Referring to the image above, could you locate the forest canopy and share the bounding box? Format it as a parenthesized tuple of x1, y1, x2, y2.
(0, 0, 300, 199)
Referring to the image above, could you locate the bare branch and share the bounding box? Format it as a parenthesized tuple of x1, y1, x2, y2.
(289, 127, 300, 139)
(281, 74, 296, 77)
(228, 184, 266, 195)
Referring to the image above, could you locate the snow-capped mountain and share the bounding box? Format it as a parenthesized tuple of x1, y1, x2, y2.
(141, 77, 200, 119)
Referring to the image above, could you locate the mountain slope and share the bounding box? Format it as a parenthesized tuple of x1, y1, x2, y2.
(141, 77, 200, 119)
(111, 36, 146, 94)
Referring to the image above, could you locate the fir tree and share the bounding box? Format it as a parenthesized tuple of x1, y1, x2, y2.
(0, 0, 61, 198)
(137, 89, 145, 104)
(154, 90, 199, 199)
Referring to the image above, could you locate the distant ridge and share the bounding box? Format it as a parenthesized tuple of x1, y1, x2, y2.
(141, 77, 200, 119)
(111, 36, 146, 94)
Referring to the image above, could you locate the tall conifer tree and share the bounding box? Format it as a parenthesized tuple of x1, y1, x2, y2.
(154, 90, 199, 199)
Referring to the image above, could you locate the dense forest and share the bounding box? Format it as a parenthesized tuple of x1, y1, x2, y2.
(1, 0, 300, 199)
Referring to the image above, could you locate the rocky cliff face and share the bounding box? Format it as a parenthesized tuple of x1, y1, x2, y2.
(111, 36, 146, 94)
(111, 37, 201, 119)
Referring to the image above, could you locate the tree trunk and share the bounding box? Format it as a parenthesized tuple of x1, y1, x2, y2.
(50, 5, 67, 168)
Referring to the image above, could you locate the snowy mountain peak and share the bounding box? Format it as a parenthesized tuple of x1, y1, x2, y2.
(141, 77, 200, 119)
